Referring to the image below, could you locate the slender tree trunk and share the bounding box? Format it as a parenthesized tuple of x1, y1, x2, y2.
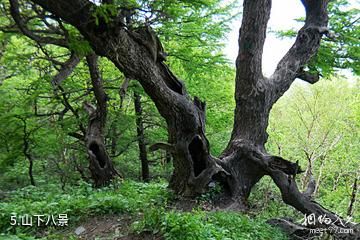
(72, 154, 89, 182)
(111, 131, 117, 156)
(314, 156, 326, 196)
(134, 92, 150, 182)
(19, 117, 35, 186)
(110, 122, 118, 156)
(27, 155, 35, 186)
(347, 177, 358, 217)
(302, 153, 314, 190)
(333, 172, 342, 191)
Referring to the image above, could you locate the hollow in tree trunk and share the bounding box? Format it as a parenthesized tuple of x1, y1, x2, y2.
(84, 54, 121, 187)
(17, 0, 360, 237)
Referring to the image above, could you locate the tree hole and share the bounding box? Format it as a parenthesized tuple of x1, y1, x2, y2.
(188, 135, 207, 177)
(164, 77, 183, 94)
(89, 142, 106, 168)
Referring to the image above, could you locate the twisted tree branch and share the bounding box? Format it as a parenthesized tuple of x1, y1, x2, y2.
(269, 0, 329, 103)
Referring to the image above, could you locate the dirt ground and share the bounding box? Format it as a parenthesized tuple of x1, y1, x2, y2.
(69, 214, 162, 240)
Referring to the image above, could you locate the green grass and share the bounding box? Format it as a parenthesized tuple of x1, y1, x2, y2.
(0, 180, 288, 239)
(132, 208, 287, 240)
(0, 180, 170, 238)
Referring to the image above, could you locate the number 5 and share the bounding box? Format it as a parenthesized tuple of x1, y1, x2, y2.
(10, 215, 17, 226)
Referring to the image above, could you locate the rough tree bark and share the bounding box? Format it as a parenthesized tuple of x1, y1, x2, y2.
(134, 92, 150, 182)
(8, 0, 121, 186)
(84, 53, 120, 187)
(24, 0, 226, 197)
(13, 0, 359, 238)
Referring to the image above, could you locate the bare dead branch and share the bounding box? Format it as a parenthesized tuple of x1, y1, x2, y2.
(119, 77, 130, 109)
(149, 142, 175, 153)
(68, 132, 85, 141)
(51, 52, 81, 86)
(296, 68, 320, 84)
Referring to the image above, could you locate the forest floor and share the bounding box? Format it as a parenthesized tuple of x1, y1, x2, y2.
(0, 180, 292, 239)
(67, 214, 160, 240)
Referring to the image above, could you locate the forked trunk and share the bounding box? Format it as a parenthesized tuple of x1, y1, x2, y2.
(26, 0, 359, 237)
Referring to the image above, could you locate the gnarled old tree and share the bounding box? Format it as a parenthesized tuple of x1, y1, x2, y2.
(84, 53, 120, 186)
(7, 0, 120, 187)
(7, 0, 359, 238)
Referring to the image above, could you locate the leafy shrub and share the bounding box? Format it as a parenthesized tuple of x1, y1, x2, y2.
(133, 208, 288, 240)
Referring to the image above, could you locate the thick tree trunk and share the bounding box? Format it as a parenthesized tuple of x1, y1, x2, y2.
(84, 102, 119, 187)
(133, 92, 150, 182)
(23, 0, 359, 236)
(84, 54, 120, 187)
(219, 0, 272, 206)
(29, 0, 226, 195)
(166, 97, 224, 196)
